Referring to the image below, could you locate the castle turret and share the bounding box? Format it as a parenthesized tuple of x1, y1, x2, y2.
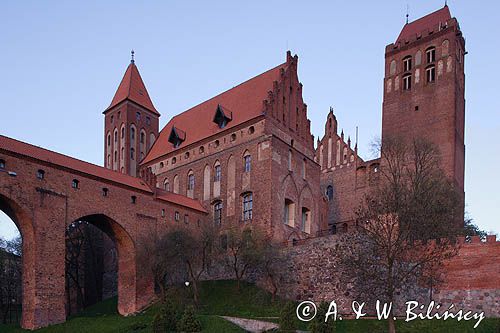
(103, 52, 160, 177)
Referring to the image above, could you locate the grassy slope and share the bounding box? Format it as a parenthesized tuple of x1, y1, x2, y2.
(1, 280, 498, 332)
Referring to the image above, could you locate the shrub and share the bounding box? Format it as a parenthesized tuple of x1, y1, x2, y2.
(177, 306, 202, 332)
(279, 301, 298, 332)
(309, 301, 335, 333)
(153, 299, 181, 333)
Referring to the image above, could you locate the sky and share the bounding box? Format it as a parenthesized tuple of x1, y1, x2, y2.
(0, 0, 499, 239)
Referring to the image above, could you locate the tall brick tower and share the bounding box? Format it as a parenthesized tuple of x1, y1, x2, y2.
(382, 5, 465, 193)
(103, 52, 160, 176)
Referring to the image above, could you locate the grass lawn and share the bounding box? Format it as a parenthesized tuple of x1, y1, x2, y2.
(0, 280, 498, 332)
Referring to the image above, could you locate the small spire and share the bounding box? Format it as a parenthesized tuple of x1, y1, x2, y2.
(131, 49, 135, 64)
(406, 4, 409, 24)
(444, 0, 448, 7)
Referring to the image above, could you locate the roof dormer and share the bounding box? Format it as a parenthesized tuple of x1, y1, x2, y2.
(213, 104, 232, 129)
(168, 126, 186, 148)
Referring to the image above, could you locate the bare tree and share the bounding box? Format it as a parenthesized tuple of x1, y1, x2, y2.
(139, 225, 216, 305)
(222, 227, 265, 291)
(261, 241, 286, 302)
(0, 236, 22, 324)
(339, 137, 463, 333)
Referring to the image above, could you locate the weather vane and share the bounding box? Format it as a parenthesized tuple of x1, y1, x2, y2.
(131, 49, 135, 64)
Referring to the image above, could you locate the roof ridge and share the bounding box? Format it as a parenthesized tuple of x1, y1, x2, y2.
(170, 62, 287, 124)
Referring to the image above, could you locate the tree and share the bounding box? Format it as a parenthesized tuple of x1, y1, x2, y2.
(221, 227, 265, 291)
(278, 301, 298, 332)
(139, 224, 216, 305)
(339, 137, 463, 333)
(0, 236, 22, 324)
(261, 241, 286, 302)
(462, 215, 487, 240)
(177, 306, 202, 332)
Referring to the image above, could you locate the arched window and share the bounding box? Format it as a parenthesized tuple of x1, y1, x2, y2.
(140, 131, 145, 144)
(164, 178, 170, 191)
(114, 150, 118, 161)
(426, 47, 436, 64)
(102, 188, 109, 197)
(174, 211, 180, 221)
(326, 185, 334, 201)
(403, 56, 412, 72)
(243, 151, 251, 172)
(107, 133, 111, 146)
(214, 201, 223, 225)
(149, 133, 156, 149)
(302, 207, 311, 234)
(37, 169, 45, 180)
(242, 193, 253, 221)
(214, 161, 221, 182)
(403, 73, 411, 90)
(284, 199, 295, 226)
(187, 170, 195, 191)
(0, 159, 5, 169)
(199, 146, 205, 154)
(114, 129, 118, 142)
(389, 60, 397, 75)
(107, 154, 111, 167)
(130, 126, 136, 141)
(72, 179, 79, 189)
(173, 174, 179, 194)
(121, 126, 125, 138)
(426, 65, 436, 83)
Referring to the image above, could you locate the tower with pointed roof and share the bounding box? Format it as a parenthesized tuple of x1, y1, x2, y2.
(382, 5, 466, 193)
(104, 55, 160, 177)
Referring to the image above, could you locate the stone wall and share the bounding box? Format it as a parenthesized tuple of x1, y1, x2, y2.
(267, 234, 500, 317)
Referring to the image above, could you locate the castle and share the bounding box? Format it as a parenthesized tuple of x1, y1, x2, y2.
(102, 4, 465, 241)
(0, 5, 483, 330)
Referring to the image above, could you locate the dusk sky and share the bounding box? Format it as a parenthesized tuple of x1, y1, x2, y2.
(0, 0, 499, 239)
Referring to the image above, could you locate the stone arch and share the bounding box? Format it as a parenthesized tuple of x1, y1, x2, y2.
(0, 193, 38, 329)
(67, 214, 137, 317)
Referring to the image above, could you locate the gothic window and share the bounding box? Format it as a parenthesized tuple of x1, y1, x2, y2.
(248, 126, 255, 134)
(199, 146, 205, 154)
(214, 161, 221, 182)
(426, 47, 436, 63)
(326, 185, 334, 201)
(403, 74, 412, 90)
(121, 126, 125, 138)
(164, 178, 170, 191)
(140, 131, 145, 144)
(110, 115, 114, 124)
(173, 175, 179, 193)
(146, 116, 151, 125)
(131, 127, 136, 141)
(102, 188, 109, 197)
(302, 207, 311, 234)
(214, 201, 222, 225)
(230, 133, 236, 142)
(37, 169, 45, 180)
(243, 151, 251, 172)
(131, 148, 135, 160)
(284, 199, 295, 226)
(114, 129, 118, 142)
(403, 56, 412, 72)
(107, 154, 111, 167)
(174, 211, 180, 221)
(160, 162, 164, 168)
(242, 193, 253, 221)
(426, 65, 436, 83)
(114, 150, 118, 161)
(149, 133, 155, 149)
(107, 133, 111, 146)
(187, 171, 195, 190)
(72, 179, 79, 189)
(136, 112, 141, 121)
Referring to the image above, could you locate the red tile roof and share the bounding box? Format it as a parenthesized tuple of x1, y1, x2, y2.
(105, 62, 159, 115)
(142, 61, 288, 164)
(155, 190, 207, 213)
(0, 135, 153, 192)
(0, 135, 208, 212)
(396, 6, 451, 44)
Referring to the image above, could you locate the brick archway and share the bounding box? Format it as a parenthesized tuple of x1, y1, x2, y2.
(70, 214, 137, 316)
(0, 193, 39, 330)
